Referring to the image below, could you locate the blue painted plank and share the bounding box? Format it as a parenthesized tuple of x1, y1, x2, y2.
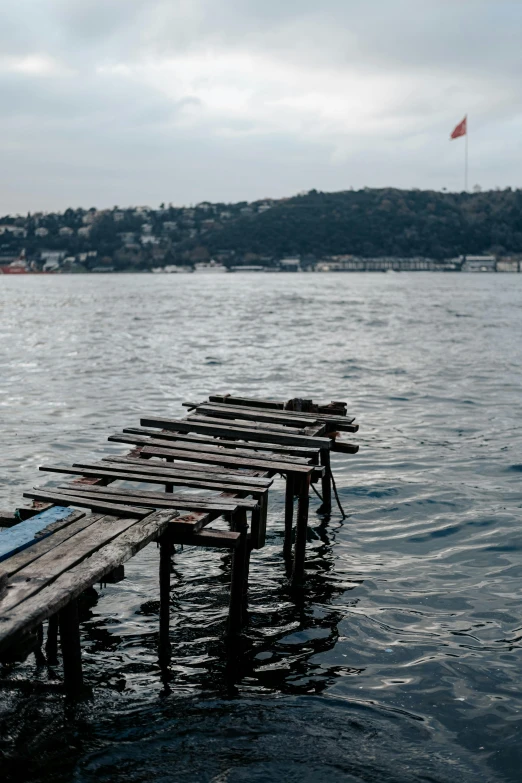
(0, 507, 74, 563)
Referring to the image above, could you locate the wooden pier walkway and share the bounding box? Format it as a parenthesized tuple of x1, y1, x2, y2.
(0, 393, 358, 696)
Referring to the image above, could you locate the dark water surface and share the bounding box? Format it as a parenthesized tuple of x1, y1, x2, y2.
(1, 273, 521, 782)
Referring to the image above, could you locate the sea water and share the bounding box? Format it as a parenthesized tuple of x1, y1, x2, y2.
(1, 272, 521, 782)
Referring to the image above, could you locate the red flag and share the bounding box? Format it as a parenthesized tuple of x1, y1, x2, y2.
(451, 116, 467, 140)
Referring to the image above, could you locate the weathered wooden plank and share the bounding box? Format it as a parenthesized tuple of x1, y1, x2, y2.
(139, 444, 315, 475)
(0, 510, 177, 653)
(108, 432, 312, 465)
(23, 491, 149, 518)
(187, 402, 318, 428)
(169, 526, 241, 549)
(55, 483, 259, 510)
(198, 399, 356, 426)
(188, 413, 317, 435)
(41, 464, 269, 496)
(0, 507, 85, 563)
(104, 457, 274, 489)
(140, 416, 332, 449)
(331, 441, 359, 455)
(122, 427, 321, 459)
(0, 514, 102, 579)
(204, 394, 355, 424)
(195, 410, 359, 434)
(0, 512, 145, 614)
(0, 512, 18, 528)
(103, 455, 264, 479)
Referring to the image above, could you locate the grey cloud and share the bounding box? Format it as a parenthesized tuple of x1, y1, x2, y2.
(0, 0, 521, 213)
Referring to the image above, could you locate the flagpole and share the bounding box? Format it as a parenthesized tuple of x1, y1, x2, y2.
(465, 114, 468, 192)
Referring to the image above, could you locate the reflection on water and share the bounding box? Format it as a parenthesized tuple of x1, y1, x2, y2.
(1, 272, 522, 782)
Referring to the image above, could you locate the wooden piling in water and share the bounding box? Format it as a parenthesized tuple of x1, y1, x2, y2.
(46, 614, 59, 665)
(284, 475, 295, 558)
(59, 599, 83, 697)
(292, 474, 311, 588)
(158, 532, 172, 668)
(228, 509, 248, 635)
(319, 448, 332, 514)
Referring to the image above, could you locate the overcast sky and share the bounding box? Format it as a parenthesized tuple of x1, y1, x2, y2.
(1, 0, 521, 213)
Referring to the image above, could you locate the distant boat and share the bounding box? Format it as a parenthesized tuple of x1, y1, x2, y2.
(194, 259, 227, 273)
(0, 250, 52, 275)
(152, 265, 193, 274)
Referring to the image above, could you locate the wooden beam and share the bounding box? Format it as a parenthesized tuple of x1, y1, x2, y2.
(187, 402, 320, 428)
(192, 401, 357, 429)
(54, 484, 259, 511)
(169, 527, 240, 549)
(122, 427, 321, 459)
(41, 465, 269, 497)
(204, 398, 355, 426)
(23, 491, 149, 519)
(139, 444, 316, 476)
(141, 416, 331, 449)
(108, 432, 312, 465)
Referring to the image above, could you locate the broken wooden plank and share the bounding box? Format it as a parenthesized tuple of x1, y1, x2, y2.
(0, 510, 177, 653)
(140, 416, 332, 450)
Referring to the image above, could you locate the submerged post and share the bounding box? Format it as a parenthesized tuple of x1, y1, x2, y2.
(46, 614, 59, 666)
(292, 474, 311, 587)
(319, 448, 332, 514)
(228, 509, 248, 635)
(59, 598, 83, 697)
(284, 475, 295, 558)
(159, 531, 172, 668)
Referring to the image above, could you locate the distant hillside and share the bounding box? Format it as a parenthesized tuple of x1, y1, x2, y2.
(199, 188, 522, 261)
(2, 187, 522, 272)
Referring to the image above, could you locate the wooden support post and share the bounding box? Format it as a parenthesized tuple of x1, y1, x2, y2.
(283, 474, 294, 558)
(243, 535, 252, 617)
(159, 531, 172, 668)
(319, 448, 332, 514)
(228, 509, 248, 635)
(46, 614, 59, 666)
(165, 456, 174, 493)
(250, 490, 268, 549)
(59, 599, 83, 697)
(292, 474, 311, 588)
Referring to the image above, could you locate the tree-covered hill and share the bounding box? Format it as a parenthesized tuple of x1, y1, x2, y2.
(201, 188, 522, 260)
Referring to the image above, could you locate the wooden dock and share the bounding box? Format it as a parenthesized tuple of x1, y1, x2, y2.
(0, 393, 358, 696)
